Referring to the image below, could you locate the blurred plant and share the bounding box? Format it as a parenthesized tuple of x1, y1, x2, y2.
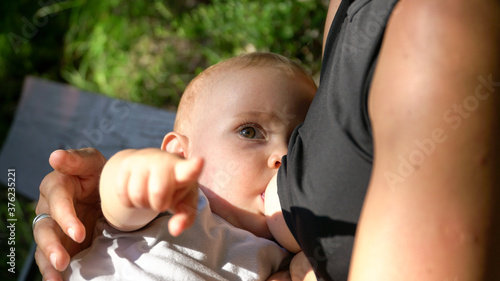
(0, 0, 71, 148)
(58, 0, 327, 108)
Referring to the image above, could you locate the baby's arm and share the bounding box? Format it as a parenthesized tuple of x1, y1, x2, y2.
(100, 148, 203, 235)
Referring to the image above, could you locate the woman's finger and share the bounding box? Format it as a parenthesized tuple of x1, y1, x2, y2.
(41, 172, 86, 243)
(35, 247, 63, 281)
(33, 215, 71, 273)
(49, 148, 106, 182)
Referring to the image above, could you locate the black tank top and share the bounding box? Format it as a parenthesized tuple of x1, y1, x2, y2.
(278, 0, 399, 280)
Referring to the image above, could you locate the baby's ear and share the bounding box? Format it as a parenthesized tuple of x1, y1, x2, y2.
(161, 132, 189, 158)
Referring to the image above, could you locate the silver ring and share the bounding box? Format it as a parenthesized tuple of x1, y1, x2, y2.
(32, 213, 52, 230)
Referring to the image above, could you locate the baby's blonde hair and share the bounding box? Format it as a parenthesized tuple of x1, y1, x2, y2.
(174, 52, 317, 134)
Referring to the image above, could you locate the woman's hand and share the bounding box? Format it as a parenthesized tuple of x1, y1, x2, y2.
(266, 252, 317, 281)
(33, 148, 106, 281)
(290, 252, 317, 281)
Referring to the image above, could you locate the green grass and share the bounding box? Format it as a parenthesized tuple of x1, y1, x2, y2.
(58, 0, 326, 107)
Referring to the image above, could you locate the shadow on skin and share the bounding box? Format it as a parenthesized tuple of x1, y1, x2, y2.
(284, 207, 357, 280)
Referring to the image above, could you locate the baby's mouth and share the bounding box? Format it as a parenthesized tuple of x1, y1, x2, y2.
(261, 191, 265, 202)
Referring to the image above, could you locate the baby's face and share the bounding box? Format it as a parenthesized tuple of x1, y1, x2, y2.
(186, 66, 315, 238)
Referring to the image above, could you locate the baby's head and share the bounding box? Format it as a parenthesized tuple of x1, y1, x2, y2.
(173, 52, 317, 135)
(162, 52, 317, 238)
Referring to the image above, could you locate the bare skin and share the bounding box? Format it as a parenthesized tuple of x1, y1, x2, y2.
(33, 0, 500, 280)
(34, 148, 105, 278)
(350, 0, 500, 280)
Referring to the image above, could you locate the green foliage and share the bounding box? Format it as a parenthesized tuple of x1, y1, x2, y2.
(59, 0, 326, 108)
(1, 0, 326, 111)
(176, 0, 324, 66)
(0, 0, 71, 148)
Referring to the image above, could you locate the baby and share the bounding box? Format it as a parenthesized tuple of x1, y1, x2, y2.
(63, 52, 317, 281)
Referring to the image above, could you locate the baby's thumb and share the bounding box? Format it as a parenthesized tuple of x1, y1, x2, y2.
(174, 157, 204, 183)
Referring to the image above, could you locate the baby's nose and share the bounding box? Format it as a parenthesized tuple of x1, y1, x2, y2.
(268, 155, 282, 169)
(267, 144, 288, 169)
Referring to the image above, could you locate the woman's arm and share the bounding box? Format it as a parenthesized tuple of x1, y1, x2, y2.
(350, 0, 500, 280)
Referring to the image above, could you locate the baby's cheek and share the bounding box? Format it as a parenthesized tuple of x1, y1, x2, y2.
(198, 162, 242, 199)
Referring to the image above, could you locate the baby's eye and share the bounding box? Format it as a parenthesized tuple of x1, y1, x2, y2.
(238, 125, 265, 140)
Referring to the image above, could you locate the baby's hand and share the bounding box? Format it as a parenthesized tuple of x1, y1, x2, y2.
(101, 148, 203, 236)
(114, 149, 201, 211)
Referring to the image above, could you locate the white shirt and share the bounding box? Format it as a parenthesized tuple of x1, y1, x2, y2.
(64, 189, 290, 281)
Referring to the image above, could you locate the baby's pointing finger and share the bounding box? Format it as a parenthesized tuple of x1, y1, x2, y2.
(174, 157, 204, 184)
